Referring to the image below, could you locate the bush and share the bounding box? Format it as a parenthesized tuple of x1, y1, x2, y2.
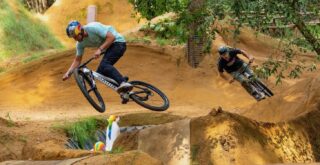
(139, 18, 188, 45)
(0, 0, 63, 61)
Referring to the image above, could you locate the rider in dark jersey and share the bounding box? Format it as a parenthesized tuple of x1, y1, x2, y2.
(217, 45, 264, 100)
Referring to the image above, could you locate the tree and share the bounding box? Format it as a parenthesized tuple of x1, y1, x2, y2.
(23, 0, 55, 13)
(231, 0, 320, 55)
(129, 0, 320, 80)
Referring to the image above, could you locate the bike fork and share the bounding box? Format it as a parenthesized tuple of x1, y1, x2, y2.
(83, 68, 97, 88)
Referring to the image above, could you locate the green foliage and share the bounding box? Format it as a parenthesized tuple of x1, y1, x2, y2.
(56, 117, 98, 149)
(128, 0, 189, 20)
(126, 36, 152, 44)
(52, 117, 109, 149)
(22, 52, 46, 63)
(130, 0, 320, 81)
(5, 112, 15, 127)
(191, 145, 200, 163)
(139, 18, 188, 45)
(0, 67, 5, 73)
(66, 117, 97, 148)
(0, 0, 63, 61)
(109, 147, 124, 154)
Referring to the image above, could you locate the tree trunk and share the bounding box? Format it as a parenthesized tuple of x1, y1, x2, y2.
(23, 0, 51, 13)
(289, 0, 320, 55)
(186, 0, 206, 68)
(293, 17, 320, 55)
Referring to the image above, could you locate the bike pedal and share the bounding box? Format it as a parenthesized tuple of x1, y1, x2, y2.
(120, 93, 129, 104)
(121, 98, 129, 104)
(123, 76, 129, 82)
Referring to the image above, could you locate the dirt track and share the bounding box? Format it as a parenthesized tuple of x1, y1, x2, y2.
(0, 39, 318, 123)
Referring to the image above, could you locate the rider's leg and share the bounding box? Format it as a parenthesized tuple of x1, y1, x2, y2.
(230, 70, 257, 97)
(243, 63, 254, 79)
(96, 42, 132, 92)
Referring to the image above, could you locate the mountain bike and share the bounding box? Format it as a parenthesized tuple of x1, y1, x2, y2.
(231, 62, 274, 101)
(73, 55, 170, 113)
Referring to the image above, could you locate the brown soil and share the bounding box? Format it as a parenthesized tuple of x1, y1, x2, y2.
(190, 108, 317, 164)
(74, 150, 162, 165)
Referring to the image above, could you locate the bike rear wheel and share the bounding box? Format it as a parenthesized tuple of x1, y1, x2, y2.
(74, 68, 105, 113)
(129, 81, 169, 111)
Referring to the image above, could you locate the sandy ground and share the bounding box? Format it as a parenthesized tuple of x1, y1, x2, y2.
(0, 35, 318, 123)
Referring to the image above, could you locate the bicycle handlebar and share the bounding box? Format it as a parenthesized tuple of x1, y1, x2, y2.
(79, 51, 106, 68)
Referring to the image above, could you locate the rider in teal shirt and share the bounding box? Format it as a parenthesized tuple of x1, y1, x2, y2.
(63, 21, 132, 93)
(76, 22, 125, 56)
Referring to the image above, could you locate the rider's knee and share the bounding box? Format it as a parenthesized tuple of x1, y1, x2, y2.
(103, 65, 114, 73)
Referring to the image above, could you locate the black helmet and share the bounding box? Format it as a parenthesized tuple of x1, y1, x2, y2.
(218, 46, 228, 55)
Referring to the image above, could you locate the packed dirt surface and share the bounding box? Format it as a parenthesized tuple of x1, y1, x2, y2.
(0, 29, 317, 123)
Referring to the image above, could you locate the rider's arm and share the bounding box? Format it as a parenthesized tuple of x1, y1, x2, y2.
(218, 72, 229, 81)
(240, 49, 254, 63)
(218, 60, 229, 81)
(93, 32, 115, 59)
(62, 56, 82, 81)
(100, 32, 115, 50)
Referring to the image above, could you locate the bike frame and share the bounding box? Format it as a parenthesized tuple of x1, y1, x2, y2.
(82, 67, 119, 91)
(77, 55, 147, 101)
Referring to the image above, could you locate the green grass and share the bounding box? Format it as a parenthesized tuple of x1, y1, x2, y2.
(22, 51, 46, 63)
(52, 117, 108, 149)
(126, 36, 152, 44)
(5, 112, 15, 127)
(0, 0, 63, 61)
(0, 67, 5, 73)
(109, 147, 124, 154)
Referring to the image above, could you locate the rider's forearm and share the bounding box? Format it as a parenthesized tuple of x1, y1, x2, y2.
(241, 50, 253, 60)
(219, 72, 228, 81)
(67, 57, 81, 75)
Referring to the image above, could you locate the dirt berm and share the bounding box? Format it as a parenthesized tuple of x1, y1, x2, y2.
(2, 107, 320, 164)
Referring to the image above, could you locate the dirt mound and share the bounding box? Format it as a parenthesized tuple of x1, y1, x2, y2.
(241, 77, 320, 122)
(291, 108, 320, 160)
(190, 108, 316, 164)
(24, 140, 95, 160)
(44, 0, 144, 47)
(74, 150, 162, 165)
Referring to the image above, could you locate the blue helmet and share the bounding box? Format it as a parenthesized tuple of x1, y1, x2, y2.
(218, 46, 228, 55)
(66, 20, 82, 38)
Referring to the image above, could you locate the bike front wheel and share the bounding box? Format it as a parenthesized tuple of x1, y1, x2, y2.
(74, 68, 105, 113)
(254, 79, 274, 97)
(129, 81, 169, 111)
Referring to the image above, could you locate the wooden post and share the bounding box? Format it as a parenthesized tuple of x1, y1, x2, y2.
(186, 0, 206, 68)
(87, 5, 97, 24)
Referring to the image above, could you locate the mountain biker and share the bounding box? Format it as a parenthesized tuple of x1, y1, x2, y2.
(217, 45, 264, 100)
(62, 20, 132, 93)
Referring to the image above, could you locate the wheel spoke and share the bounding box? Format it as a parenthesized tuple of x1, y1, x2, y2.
(87, 88, 95, 93)
(75, 69, 105, 112)
(129, 81, 169, 111)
